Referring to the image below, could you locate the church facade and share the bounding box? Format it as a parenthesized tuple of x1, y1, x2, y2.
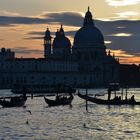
(0, 8, 119, 89)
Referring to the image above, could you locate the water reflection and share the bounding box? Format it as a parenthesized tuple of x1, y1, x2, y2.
(0, 89, 140, 139)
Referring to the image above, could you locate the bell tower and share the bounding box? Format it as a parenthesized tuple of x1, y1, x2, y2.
(44, 28, 52, 58)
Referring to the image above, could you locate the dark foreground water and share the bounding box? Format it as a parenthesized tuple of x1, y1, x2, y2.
(0, 89, 140, 140)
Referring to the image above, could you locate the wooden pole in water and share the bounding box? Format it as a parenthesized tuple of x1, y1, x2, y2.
(86, 88, 88, 112)
(114, 90, 116, 98)
(121, 87, 123, 100)
(125, 86, 127, 99)
(31, 92, 33, 99)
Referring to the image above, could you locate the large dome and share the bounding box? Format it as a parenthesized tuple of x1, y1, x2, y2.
(74, 7, 104, 47)
(74, 25, 104, 45)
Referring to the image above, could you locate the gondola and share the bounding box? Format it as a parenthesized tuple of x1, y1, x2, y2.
(44, 93, 74, 106)
(0, 92, 27, 108)
(78, 92, 140, 105)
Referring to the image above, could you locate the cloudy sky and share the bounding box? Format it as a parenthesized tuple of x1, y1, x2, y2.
(0, 0, 140, 64)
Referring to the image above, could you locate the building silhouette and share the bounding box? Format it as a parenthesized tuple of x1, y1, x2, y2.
(120, 64, 140, 87)
(0, 7, 120, 89)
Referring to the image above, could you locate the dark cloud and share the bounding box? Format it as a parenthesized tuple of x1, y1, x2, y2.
(27, 30, 76, 38)
(95, 20, 140, 37)
(13, 47, 43, 54)
(28, 31, 44, 36)
(0, 12, 140, 57)
(0, 16, 47, 26)
(42, 12, 83, 27)
(24, 36, 43, 40)
(0, 12, 83, 27)
(95, 20, 140, 56)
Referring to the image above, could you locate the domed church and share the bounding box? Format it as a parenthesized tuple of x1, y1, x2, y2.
(0, 7, 119, 89)
(43, 7, 119, 87)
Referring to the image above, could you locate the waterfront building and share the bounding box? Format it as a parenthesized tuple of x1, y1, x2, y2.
(0, 7, 119, 89)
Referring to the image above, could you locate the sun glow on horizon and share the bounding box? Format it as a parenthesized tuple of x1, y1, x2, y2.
(108, 49, 140, 64)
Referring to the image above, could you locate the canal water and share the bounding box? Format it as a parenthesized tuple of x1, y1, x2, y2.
(0, 89, 140, 140)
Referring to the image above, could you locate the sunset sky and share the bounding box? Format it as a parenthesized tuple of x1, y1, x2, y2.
(0, 0, 140, 64)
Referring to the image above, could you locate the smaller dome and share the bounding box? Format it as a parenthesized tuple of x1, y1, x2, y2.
(53, 36, 71, 48)
(53, 25, 71, 48)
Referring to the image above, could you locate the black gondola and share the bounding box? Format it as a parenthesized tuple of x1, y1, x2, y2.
(78, 92, 140, 105)
(44, 93, 74, 106)
(0, 89, 27, 108)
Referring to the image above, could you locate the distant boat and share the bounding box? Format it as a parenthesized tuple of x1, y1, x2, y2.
(78, 92, 140, 105)
(44, 93, 74, 106)
(11, 84, 76, 94)
(0, 92, 27, 108)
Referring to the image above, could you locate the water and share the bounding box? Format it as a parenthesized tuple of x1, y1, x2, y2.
(0, 89, 140, 140)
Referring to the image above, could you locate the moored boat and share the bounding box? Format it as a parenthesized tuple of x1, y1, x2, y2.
(44, 93, 74, 106)
(78, 91, 140, 105)
(0, 90, 27, 108)
(0, 97, 27, 108)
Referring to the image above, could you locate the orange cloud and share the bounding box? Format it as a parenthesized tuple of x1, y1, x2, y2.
(109, 49, 140, 64)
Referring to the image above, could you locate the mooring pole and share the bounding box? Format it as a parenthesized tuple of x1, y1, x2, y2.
(31, 92, 33, 99)
(86, 88, 88, 112)
(125, 86, 128, 100)
(121, 87, 123, 100)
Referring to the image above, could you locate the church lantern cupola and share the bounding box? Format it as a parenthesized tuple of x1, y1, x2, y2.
(44, 28, 52, 58)
(83, 6, 94, 27)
